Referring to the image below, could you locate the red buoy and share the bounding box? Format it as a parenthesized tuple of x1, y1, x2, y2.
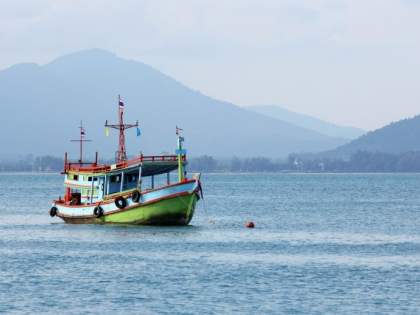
(245, 221, 255, 228)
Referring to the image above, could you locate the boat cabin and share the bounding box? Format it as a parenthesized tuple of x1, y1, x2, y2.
(56, 96, 188, 208)
(61, 155, 186, 206)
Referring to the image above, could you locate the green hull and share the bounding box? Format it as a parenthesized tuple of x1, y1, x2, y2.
(62, 194, 198, 225)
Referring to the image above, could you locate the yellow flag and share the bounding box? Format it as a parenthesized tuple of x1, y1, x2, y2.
(105, 127, 109, 137)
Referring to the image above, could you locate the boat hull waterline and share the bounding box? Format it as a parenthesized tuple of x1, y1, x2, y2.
(54, 179, 200, 225)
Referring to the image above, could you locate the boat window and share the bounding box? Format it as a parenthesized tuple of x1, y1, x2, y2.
(73, 174, 79, 181)
(110, 175, 121, 183)
(127, 174, 137, 183)
(88, 176, 98, 181)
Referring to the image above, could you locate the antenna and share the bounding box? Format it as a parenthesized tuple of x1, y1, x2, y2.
(71, 121, 92, 163)
(105, 95, 139, 162)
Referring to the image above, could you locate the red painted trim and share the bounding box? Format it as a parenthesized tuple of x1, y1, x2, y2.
(104, 191, 193, 216)
(54, 190, 134, 208)
(54, 179, 198, 208)
(65, 154, 186, 173)
(57, 213, 96, 219)
(56, 190, 197, 219)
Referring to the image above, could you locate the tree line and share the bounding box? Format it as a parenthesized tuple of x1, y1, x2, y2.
(188, 151, 420, 172)
(0, 155, 64, 172)
(288, 151, 420, 172)
(3, 151, 420, 172)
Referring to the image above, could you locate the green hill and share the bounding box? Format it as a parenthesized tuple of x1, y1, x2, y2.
(324, 115, 420, 158)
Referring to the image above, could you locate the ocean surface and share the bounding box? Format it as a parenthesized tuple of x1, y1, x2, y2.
(1, 173, 420, 314)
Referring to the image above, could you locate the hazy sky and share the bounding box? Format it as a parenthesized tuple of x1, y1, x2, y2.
(1, 0, 419, 130)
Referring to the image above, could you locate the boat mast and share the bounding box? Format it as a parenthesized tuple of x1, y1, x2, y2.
(105, 95, 139, 163)
(176, 126, 186, 182)
(70, 121, 91, 163)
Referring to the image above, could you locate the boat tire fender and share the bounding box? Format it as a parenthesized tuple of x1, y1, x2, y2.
(115, 196, 127, 209)
(49, 206, 58, 217)
(132, 190, 141, 203)
(94, 206, 104, 218)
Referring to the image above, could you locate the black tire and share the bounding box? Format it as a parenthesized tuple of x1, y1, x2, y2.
(93, 206, 104, 218)
(115, 196, 127, 209)
(49, 206, 58, 217)
(131, 190, 141, 203)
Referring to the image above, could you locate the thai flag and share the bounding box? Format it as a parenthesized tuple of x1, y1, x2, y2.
(119, 99, 124, 109)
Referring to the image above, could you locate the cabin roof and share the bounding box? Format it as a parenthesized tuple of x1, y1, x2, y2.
(65, 154, 185, 177)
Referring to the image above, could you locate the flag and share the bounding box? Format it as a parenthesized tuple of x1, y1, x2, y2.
(136, 127, 141, 137)
(119, 99, 124, 109)
(105, 127, 109, 137)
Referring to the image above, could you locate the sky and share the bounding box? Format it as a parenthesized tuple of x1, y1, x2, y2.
(1, 0, 419, 130)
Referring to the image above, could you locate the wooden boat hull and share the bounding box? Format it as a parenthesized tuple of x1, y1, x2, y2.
(60, 194, 197, 225)
(54, 179, 200, 225)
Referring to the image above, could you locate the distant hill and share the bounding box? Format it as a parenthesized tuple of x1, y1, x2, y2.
(247, 105, 365, 140)
(322, 115, 420, 158)
(0, 49, 347, 159)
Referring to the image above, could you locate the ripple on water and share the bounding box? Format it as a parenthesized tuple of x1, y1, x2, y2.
(1, 173, 420, 314)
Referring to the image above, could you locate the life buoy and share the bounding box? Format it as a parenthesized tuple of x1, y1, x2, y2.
(49, 206, 58, 217)
(115, 196, 127, 209)
(131, 190, 141, 203)
(94, 206, 104, 218)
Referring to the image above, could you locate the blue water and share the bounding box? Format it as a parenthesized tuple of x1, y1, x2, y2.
(1, 173, 420, 314)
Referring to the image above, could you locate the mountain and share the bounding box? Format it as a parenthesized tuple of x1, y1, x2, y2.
(323, 115, 420, 158)
(0, 49, 348, 159)
(247, 105, 365, 140)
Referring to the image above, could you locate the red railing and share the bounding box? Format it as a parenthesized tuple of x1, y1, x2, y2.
(64, 154, 185, 173)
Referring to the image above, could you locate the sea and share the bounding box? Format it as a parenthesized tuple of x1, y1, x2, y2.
(0, 173, 420, 314)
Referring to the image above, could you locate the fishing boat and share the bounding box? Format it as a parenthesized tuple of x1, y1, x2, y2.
(49, 96, 202, 225)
